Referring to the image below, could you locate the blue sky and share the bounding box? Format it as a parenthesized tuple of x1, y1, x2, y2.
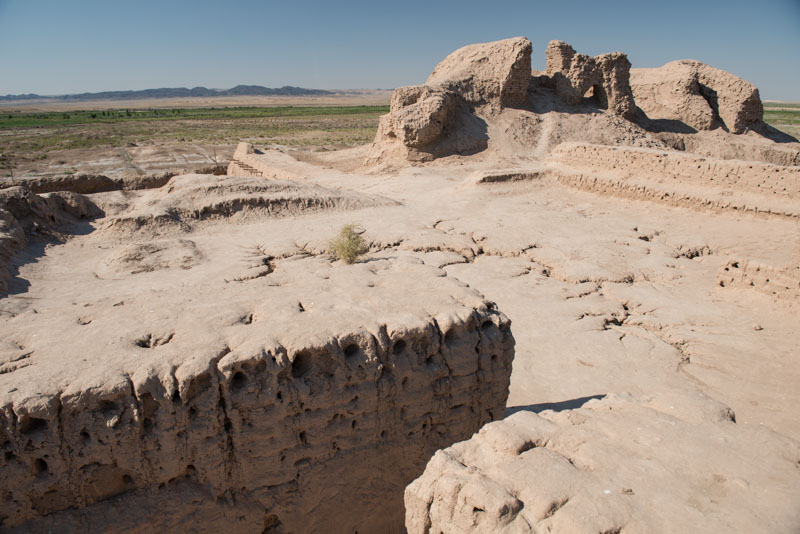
(1, 0, 798, 100)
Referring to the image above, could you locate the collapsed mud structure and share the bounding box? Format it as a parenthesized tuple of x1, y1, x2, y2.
(357, 37, 799, 533)
(1, 36, 799, 534)
(540, 40, 636, 120)
(405, 393, 799, 533)
(631, 60, 763, 134)
(367, 37, 798, 168)
(0, 181, 514, 533)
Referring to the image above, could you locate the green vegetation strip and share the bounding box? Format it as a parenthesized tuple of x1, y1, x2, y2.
(764, 109, 800, 125)
(763, 102, 800, 109)
(0, 105, 390, 129)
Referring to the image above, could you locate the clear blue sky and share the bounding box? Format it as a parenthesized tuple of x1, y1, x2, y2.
(1, 0, 799, 100)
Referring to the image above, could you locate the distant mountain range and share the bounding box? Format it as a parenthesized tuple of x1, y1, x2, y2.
(0, 85, 335, 102)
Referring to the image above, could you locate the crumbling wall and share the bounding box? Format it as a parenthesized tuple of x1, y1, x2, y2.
(425, 37, 532, 109)
(551, 143, 800, 196)
(548, 143, 800, 218)
(370, 37, 532, 160)
(541, 40, 636, 120)
(2, 173, 178, 195)
(631, 60, 763, 133)
(375, 86, 458, 149)
(227, 142, 304, 180)
(405, 394, 800, 533)
(719, 256, 800, 307)
(99, 173, 400, 236)
(0, 289, 514, 533)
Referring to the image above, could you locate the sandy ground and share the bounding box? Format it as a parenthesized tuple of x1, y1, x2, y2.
(1, 129, 799, 531)
(15, 147, 799, 439)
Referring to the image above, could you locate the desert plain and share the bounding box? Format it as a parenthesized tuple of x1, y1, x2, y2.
(0, 37, 799, 533)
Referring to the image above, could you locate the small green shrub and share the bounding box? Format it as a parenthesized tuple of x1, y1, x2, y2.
(329, 224, 368, 264)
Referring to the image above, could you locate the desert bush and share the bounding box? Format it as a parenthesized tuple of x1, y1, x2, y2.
(329, 224, 368, 264)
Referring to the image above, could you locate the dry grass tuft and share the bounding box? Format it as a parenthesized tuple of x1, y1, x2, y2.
(329, 224, 369, 264)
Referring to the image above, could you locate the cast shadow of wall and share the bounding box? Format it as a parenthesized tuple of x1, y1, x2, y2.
(3, 211, 101, 299)
(505, 394, 606, 417)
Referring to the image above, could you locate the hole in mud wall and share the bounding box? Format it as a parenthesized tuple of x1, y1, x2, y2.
(583, 84, 608, 110)
(392, 339, 407, 355)
(291, 351, 312, 379)
(344, 344, 360, 360)
(19, 417, 48, 436)
(98, 400, 119, 416)
(232, 371, 248, 391)
(34, 458, 48, 478)
(698, 83, 722, 127)
(444, 329, 457, 346)
(139, 393, 160, 419)
(185, 373, 212, 401)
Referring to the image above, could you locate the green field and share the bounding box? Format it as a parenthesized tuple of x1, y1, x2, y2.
(0, 106, 389, 129)
(763, 102, 800, 139)
(0, 106, 390, 166)
(764, 102, 800, 108)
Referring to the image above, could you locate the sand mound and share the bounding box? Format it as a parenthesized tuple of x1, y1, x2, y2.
(101, 173, 399, 235)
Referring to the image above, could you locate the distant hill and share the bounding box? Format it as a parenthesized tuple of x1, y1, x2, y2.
(0, 85, 335, 101)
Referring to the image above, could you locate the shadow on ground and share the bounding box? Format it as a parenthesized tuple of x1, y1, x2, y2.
(505, 394, 606, 416)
